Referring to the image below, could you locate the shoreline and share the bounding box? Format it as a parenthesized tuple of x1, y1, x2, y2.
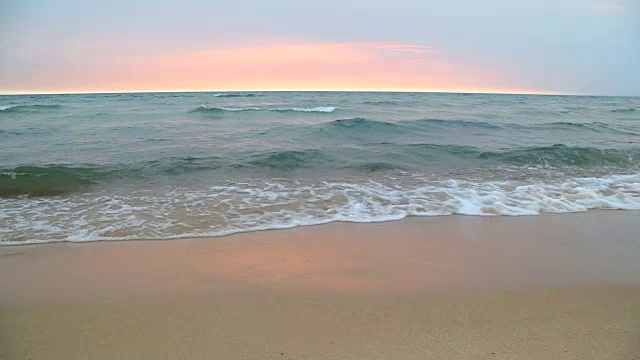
(1, 211, 640, 359)
(1, 209, 639, 248)
(2, 211, 640, 299)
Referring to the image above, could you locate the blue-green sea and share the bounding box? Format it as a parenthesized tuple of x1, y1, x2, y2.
(1, 91, 639, 244)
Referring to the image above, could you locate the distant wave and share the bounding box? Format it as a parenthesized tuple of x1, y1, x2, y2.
(0, 104, 62, 113)
(190, 106, 336, 113)
(328, 117, 401, 129)
(0, 127, 55, 137)
(611, 108, 637, 113)
(412, 118, 503, 129)
(191, 106, 261, 113)
(0, 130, 25, 136)
(324, 118, 503, 132)
(539, 122, 639, 135)
(212, 93, 257, 98)
(362, 100, 402, 106)
(276, 106, 336, 113)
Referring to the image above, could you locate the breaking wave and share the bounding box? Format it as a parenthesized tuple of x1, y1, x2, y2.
(190, 106, 336, 113)
(2, 172, 639, 244)
(0, 104, 62, 113)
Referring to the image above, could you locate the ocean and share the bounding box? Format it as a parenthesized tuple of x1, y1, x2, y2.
(1, 91, 639, 244)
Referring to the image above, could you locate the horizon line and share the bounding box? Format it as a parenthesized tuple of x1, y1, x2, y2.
(0, 88, 636, 97)
(0, 88, 604, 97)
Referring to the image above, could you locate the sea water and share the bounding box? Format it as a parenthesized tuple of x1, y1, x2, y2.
(1, 91, 639, 244)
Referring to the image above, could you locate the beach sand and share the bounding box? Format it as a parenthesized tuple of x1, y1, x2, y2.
(1, 212, 640, 359)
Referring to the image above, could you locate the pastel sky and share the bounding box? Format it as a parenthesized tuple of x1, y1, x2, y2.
(1, 0, 638, 95)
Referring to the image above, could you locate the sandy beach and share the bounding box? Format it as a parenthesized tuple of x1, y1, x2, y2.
(1, 212, 640, 359)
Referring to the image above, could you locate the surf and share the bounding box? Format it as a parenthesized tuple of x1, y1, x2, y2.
(190, 106, 336, 113)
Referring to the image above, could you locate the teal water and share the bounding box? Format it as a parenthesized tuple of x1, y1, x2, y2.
(1, 92, 639, 244)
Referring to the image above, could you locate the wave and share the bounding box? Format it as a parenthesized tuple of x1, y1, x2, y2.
(412, 118, 503, 129)
(247, 150, 329, 171)
(398, 143, 480, 157)
(542, 121, 607, 130)
(191, 106, 336, 113)
(0, 159, 222, 197)
(0, 166, 98, 197)
(321, 117, 637, 136)
(362, 100, 402, 106)
(347, 161, 407, 173)
(399, 143, 638, 168)
(539, 122, 638, 135)
(276, 107, 336, 113)
(479, 144, 638, 167)
(3, 144, 637, 198)
(327, 117, 401, 130)
(0, 130, 25, 136)
(0, 151, 327, 197)
(324, 118, 502, 132)
(212, 93, 257, 98)
(0, 104, 62, 113)
(191, 106, 261, 113)
(611, 108, 637, 113)
(3, 172, 639, 244)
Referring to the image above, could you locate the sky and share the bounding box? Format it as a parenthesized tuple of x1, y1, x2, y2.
(0, 0, 638, 95)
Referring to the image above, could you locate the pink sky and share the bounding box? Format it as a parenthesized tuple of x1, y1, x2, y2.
(2, 42, 553, 94)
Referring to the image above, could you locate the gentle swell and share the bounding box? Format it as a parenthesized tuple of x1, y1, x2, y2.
(362, 100, 402, 106)
(325, 118, 502, 131)
(328, 117, 401, 129)
(323, 117, 637, 135)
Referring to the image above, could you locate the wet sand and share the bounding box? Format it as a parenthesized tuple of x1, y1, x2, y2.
(1, 212, 640, 359)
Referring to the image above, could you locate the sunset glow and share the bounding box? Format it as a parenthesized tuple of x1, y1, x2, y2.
(1, 42, 550, 95)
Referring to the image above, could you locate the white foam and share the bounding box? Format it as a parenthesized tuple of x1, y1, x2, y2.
(0, 105, 14, 111)
(197, 106, 336, 113)
(278, 107, 337, 113)
(223, 107, 262, 112)
(1, 172, 639, 245)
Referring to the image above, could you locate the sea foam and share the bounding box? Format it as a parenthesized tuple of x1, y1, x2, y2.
(191, 106, 336, 113)
(1, 172, 638, 245)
